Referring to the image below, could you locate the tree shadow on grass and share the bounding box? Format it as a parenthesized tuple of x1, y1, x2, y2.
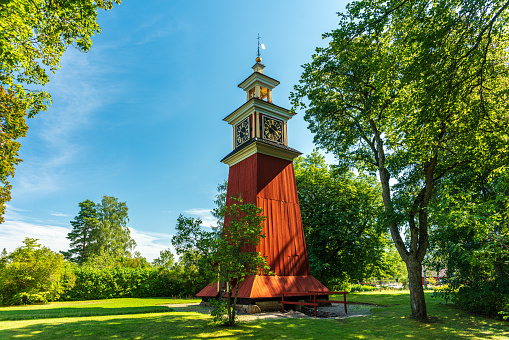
(247, 311, 509, 340)
(2, 306, 508, 339)
(0, 312, 249, 339)
(0, 305, 174, 321)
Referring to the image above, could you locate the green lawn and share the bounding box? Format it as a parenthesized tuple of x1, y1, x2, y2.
(0, 292, 507, 339)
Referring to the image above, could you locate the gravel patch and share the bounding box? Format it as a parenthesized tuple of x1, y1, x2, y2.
(161, 303, 376, 322)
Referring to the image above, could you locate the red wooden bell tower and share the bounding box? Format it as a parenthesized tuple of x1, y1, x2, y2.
(197, 57, 328, 301)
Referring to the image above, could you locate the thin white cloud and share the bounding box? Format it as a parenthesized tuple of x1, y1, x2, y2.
(128, 228, 174, 262)
(13, 48, 120, 196)
(4, 204, 29, 221)
(183, 208, 217, 229)
(6, 205, 29, 212)
(0, 220, 70, 253)
(50, 212, 72, 217)
(134, 17, 186, 45)
(0, 219, 173, 262)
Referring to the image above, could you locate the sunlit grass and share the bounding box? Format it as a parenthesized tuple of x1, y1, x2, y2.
(0, 292, 508, 339)
(0, 297, 197, 321)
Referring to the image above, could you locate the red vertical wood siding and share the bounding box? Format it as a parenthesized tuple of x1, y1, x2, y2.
(225, 153, 310, 276)
(197, 151, 328, 299)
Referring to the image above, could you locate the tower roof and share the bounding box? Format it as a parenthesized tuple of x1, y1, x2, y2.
(238, 71, 280, 91)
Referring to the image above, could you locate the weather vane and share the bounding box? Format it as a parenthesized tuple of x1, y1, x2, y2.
(256, 33, 265, 62)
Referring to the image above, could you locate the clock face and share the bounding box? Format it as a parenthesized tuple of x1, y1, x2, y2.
(263, 117, 283, 143)
(235, 118, 250, 147)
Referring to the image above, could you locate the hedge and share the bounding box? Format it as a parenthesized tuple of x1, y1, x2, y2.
(61, 267, 192, 301)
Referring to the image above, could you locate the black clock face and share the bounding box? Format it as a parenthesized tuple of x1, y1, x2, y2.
(235, 118, 250, 147)
(263, 117, 283, 143)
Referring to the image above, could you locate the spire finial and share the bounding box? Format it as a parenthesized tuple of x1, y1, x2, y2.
(256, 33, 262, 63)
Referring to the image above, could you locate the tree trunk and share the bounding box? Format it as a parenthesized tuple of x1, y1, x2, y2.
(226, 282, 232, 325)
(406, 257, 427, 319)
(231, 278, 240, 326)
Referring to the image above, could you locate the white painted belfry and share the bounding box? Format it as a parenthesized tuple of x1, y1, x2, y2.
(252, 62, 265, 74)
(223, 60, 297, 164)
(255, 85, 261, 98)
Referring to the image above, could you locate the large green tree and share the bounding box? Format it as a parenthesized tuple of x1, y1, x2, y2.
(0, 0, 120, 223)
(61, 199, 98, 264)
(94, 195, 135, 257)
(63, 195, 136, 262)
(291, 0, 509, 319)
(294, 151, 396, 287)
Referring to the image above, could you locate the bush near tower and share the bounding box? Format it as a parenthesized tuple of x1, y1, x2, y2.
(172, 198, 270, 326)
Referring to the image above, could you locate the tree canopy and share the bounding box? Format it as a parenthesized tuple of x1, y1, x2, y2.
(61, 199, 98, 264)
(294, 151, 402, 286)
(291, 0, 509, 319)
(0, 0, 121, 223)
(62, 195, 136, 263)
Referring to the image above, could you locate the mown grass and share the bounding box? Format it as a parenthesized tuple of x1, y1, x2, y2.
(0, 297, 196, 321)
(0, 291, 508, 339)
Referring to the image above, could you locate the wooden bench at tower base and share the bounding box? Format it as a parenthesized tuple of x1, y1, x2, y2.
(279, 292, 319, 316)
(279, 291, 349, 317)
(310, 290, 349, 314)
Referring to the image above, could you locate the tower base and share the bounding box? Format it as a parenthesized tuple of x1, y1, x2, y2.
(196, 275, 330, 302)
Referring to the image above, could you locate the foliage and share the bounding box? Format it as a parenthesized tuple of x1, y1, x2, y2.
(81, 251, 150, 270)
(211, 180, 228, 234)
(62, 195, 136, 262)
(431, 284, 457, 303)
(0, 238, 75, 305)
(429, 167, 509, 318)
(172, 200, 269, 326)
(117, 251, 151, 268)
(291, 0, 509, 319)
(61, 266, 187, 301)
(215, 199, 270, 326)
(209, 298, 229, 324)
(61, 199, 98, 264)
(94, 195, 135, 257)
(349, 284, 379, 292)
(294, 151, 400, 286)
(171, 215, 217, 290)
(0, 0, 120, 223)
(151, 249, 175, 270)
(501, 307, 509, 321)
(0, 87, 28, 223)
(453, 286, 509, 318)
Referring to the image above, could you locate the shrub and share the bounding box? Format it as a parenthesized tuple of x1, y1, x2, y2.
(350, 284, 379, 292)
(330, 279, 351, 292)
(431, 284, 457, 303)
(500, 305, 509, 320)
(453, 285, 509, 318)
(433, 279, 509, 319)
(0, 238, 75, 305)
(210, 298, 229, 324)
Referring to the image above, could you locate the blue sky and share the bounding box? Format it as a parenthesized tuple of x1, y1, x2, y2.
(1, 1, 348, 261)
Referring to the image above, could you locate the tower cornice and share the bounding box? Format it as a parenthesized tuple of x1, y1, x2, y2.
(223, 98, 294, 126)
(221, 138, 301, 166)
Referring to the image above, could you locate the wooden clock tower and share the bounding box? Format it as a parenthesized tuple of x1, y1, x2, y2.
(197, 57, 329, 303)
